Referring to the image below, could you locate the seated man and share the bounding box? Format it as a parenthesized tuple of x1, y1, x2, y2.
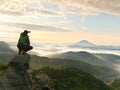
(17, 30, 33, 54)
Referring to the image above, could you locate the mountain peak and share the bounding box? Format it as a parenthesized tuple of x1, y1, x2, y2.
(75, 40, 96, 47)
(79, 40, 89, 42)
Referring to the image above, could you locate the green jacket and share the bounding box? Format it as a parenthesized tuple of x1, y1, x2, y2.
(18, 33, 30, 46)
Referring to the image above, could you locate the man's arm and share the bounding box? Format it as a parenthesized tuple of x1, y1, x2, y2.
(26, 36, 30, 46)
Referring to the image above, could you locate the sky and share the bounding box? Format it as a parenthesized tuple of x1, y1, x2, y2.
(0, 0, 120, 45)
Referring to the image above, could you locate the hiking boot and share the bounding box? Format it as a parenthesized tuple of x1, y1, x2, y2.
(21, 50, 26, 55)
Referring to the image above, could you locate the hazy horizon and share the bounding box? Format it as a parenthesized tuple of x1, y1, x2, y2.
(6, 40, 120, 56)
(0, 0, 120, 45)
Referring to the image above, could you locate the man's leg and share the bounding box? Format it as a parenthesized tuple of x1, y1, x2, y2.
(18, 49, 22, 54)
(29, 46, 33, 50)
(26, 46, 33, 52)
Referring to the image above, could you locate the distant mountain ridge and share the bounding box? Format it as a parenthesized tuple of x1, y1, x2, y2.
(49, 51, 115, 68)
(49, 51, 120, 81)
(71, 40, 120, 50)
(31, 54, 120, 83)
(73, 40, 96, 47)
(0, 41, 15, 54)
(0, 41, 10, 49)
(49, 51, 120, 67)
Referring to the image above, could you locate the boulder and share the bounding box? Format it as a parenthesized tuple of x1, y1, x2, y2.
(0, 54, 52, 90)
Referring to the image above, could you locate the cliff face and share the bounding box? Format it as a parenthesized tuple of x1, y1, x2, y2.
(0, 54, 51, 90)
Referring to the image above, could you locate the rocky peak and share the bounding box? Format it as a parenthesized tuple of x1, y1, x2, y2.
(0, 54, 52, 90)
(8, 54, 30, 73)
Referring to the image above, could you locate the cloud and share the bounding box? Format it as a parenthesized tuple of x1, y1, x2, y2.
(47, 0, 120, 16)
(34, 9, 59, 16)
(0, 9, 24, 16)
(0, 0, 60, 16)
(48, 0, 120, 16)
(0, 22, 70, 32)
(0, 0, 120, 16)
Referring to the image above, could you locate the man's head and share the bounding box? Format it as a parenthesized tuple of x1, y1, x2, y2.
(24, 30, 31, 34)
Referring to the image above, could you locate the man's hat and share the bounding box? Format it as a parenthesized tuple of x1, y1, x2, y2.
(24, 30, 31, 33)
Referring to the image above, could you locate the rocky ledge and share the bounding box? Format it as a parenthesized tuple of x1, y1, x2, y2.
(0, 54, 52, 90)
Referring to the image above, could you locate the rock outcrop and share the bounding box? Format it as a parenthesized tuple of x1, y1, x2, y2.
(0, 54, 52, 90)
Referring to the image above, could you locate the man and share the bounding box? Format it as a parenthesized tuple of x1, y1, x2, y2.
(17, 30, 33, 54)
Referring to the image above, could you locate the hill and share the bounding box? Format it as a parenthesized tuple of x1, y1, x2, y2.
(0, 54, 13, 64)
(49, 51, 120, 69)
(95, 53, 120, 63)
(0, 54, 114, 90)
(49, 51, 114, 68)
(111, 78, 120, 90)
(0, 41, 15, 54)
(36, 67, 113, 90)
(0, 53, 119, 83)
(30, 55, 119, 82)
